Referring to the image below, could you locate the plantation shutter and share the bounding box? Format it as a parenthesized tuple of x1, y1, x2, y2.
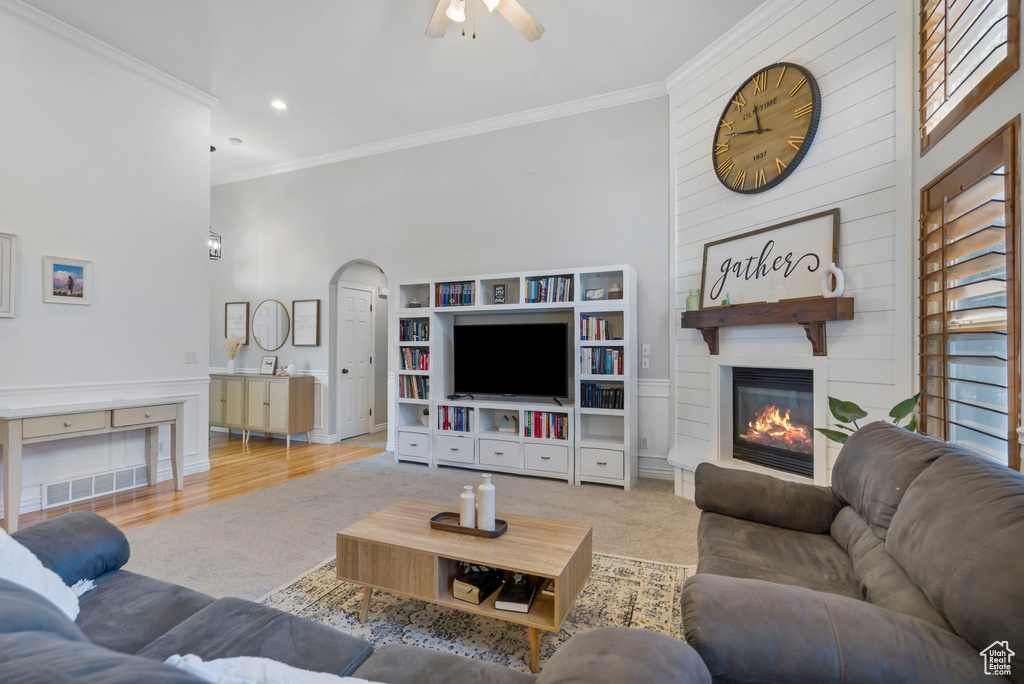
(920, 121, 1020, 468)
(920, 0, 1019, 152)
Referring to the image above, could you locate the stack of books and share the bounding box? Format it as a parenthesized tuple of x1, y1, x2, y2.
(583, 347, 623, 375)
(436, 282, 474, 307)
(579, 315, 613, 341)
(580, 382, 624, 410)
(401, 348, 429, 371)
(438, 406, 472, 432)
(494, 579, 538, 613)
(525, 277, 573, 303)
(524, 412, 568, 440)
(399, 320, 429, 341)
(399, 376, 429, 400)
(452, 568, 503, 605)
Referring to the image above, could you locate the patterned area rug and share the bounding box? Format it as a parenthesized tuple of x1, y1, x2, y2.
(261, 553, 693, 672)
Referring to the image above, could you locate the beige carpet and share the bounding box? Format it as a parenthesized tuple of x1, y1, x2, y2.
(123, 452, 700, 600)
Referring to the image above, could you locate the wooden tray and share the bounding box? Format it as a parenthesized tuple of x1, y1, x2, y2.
(430, 512, 508, 538)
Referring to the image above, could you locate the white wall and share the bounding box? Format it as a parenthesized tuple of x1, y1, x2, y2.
(210, 97, 674, 469)
(0, 5, 213, 517)
(668, 0, 915, 482)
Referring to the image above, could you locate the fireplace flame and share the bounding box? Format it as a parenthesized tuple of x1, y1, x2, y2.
(746, 405, 813, 454)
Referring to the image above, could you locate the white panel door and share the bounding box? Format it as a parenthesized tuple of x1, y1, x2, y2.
(338, 286, 372, 439)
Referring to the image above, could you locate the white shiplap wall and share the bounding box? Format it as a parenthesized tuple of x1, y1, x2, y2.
(668, 0, 914, 481)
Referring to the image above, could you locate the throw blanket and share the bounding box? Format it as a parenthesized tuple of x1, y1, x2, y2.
(165, 655, 381, 684)
(0, 527, 85, 620)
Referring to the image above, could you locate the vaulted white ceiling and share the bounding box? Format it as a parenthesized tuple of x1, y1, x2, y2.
(25, 0, 764, 184)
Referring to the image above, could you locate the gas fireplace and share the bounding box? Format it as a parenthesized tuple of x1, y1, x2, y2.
(733, 367, 814, 477)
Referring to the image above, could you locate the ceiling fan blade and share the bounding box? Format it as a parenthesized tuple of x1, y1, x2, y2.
(426, 0, 450, 38)
(495, 0, 544, 41)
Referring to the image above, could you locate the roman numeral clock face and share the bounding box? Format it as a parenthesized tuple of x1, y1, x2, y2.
(713, 63, 821, 194)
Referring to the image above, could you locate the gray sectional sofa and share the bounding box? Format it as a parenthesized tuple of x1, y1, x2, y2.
(683, 421, 1024, 684)
(0, 511, 710, 683)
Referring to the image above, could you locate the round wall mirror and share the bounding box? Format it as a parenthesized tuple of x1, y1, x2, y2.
(252, 299, 290, 351)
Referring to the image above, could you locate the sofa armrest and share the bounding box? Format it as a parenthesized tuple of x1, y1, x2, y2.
(536, 627, 711, 684)
(694, 463, 842, 533)
(11, 512, 129, 585)
(682, 574, 990, 684)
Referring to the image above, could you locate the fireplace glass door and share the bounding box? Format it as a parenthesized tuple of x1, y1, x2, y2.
(733, 367, 814, 477)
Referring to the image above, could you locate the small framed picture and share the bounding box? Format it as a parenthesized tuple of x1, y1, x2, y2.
(292, 299, 321, 346)
(0, 232, 17, 318)
(225, 302, 249, 344)
(585, 288, 605, 301)
(43, 256, 92, 305)
(259, 356, 278, 375)
(493, 284, 507, 305)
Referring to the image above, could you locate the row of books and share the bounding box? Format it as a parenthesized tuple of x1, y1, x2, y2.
(580, 382, 625, 410)
(580, 315, 615, 341)
(438, 406, 472, 432)
(399, 320, 429, 342)
(582, 347, 624, 375)
(436, 282, 474, 308)
(400, 348, 429, 371)
(399, 376, 429, 400)
(525, 277, 573, 303)
(453, 566, 545, 613)
(524, 411, 568, 440)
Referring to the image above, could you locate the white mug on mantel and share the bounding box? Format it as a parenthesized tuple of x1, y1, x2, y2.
(820, 262, 845, 298)
(460, 486, 476, 529)
(477, 474, 496, 532)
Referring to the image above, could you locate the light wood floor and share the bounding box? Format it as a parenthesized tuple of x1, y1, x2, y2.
(2, 432, 384, 532)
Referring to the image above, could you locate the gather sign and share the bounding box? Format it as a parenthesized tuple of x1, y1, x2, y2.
(700, 209, 839, 308)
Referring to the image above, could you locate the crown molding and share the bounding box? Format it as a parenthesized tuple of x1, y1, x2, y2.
(664, 0, 798, 93)
(0, 0, 217, 109)
(212, 81, 667, 186)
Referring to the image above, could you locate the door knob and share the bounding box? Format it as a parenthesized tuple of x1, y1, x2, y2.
(342, 368, 350, 374)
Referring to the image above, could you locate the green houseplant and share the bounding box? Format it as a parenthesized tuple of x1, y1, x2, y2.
(815, 391, 924, 444)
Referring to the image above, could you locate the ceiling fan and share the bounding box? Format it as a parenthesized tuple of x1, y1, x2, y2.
(426, 0, 544, 42)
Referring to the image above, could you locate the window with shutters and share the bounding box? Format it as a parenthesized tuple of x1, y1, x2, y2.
(920, 0, 1019, 153)
(920, 119, 1020, 468)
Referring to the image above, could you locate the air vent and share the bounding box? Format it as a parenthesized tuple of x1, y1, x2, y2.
(94, 473, 115, 495)
(70, 477, 93, 501)
(42, 465, 150, 509)
(46, 482, 71, 506)
(135, 466, 148, 486)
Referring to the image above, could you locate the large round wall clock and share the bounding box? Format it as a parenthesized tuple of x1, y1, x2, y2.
(712, 62, 821, 194)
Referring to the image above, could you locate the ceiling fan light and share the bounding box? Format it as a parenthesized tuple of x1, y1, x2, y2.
(482, 0, 499, 12)
(445, 0, 466, 22)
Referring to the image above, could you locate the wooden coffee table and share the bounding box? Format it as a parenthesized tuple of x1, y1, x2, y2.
(336, 499, 593, 672)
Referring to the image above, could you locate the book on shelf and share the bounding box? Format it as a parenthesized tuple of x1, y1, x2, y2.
(401, 348, 429, 371)
(494, 579, 538, 613)
(399, 376, 429, 400)
(580, 382, 624, 410)
(436, 282, 474, 307)
(524, 411, 568, 440)
(400, 320, 430, 342)
(579, 315, 615, 341)
(452, 569, 504, 605)
(525, 276, 573, 303)
(439, 406, 473, 432)
(582, 347, 624, 375)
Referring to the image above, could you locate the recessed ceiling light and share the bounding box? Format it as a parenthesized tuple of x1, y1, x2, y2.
(271, 100, 288, 110)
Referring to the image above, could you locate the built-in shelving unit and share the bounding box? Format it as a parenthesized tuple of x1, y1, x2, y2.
(390, 265, 638, 489)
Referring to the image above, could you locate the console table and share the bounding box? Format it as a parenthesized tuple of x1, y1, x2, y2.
(0, 398, 187, 532)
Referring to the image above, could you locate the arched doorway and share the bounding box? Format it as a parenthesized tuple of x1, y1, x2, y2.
(328, 260, 390, 443)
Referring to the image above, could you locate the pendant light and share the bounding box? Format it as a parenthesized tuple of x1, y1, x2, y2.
(208, 229, 222, 260)
(482, 0, 499, 12)
(445, 0, 466, 22)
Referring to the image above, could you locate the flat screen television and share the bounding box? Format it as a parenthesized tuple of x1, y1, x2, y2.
(453, 323, 569, 398)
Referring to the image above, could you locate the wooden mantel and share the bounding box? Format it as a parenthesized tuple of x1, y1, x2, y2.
(680, 297, 854, 356)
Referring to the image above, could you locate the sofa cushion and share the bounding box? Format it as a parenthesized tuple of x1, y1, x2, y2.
(697, 511, 860, 598)
(831, 507, 950, 631)
(355, 645, 535, 684)
(0, 632, 207, 684)
(0, 578, 88, 642)
(887, 452, 1024, 655)
(11, 511, 130, 585)
(137, 597, 374, 677)
(75, 570, 215, 654)
(830, 422, 950, 539)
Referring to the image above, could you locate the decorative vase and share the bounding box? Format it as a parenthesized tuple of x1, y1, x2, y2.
(820, 262, 845, 298)
(477, 474, 495, 532)
(286, 361, 297, 377)
(227, 358, 237, 374)
(685, 288, 701, 311)
(460, 486, 476, 528)
(421, 413, 429, 427)
(609, 283, 623, 300)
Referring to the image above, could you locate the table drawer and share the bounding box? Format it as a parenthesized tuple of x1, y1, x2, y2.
(581, 447, 624, 480)
(436, 434, 475, 464)
(479, 439, 520, 468)
(23, 411, 107, 439)
(397, 432, 429, 459)
(524, 443, 568, 474)
(112, 404, 177, 427)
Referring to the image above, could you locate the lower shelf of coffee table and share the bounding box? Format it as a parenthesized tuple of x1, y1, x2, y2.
(435, 581, 556, 631)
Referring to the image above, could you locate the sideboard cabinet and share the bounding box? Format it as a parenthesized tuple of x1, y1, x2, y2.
(209, 375, 314, 447)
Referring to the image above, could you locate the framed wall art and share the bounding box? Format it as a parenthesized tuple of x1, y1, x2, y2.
(225, 302, 250, 344)
(0, 233, 16, 318)
(42, 256, 92, 305)
(292, 299, 321, 346)
(260, 355, 278, 375)
(700, 209, 839, 308)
